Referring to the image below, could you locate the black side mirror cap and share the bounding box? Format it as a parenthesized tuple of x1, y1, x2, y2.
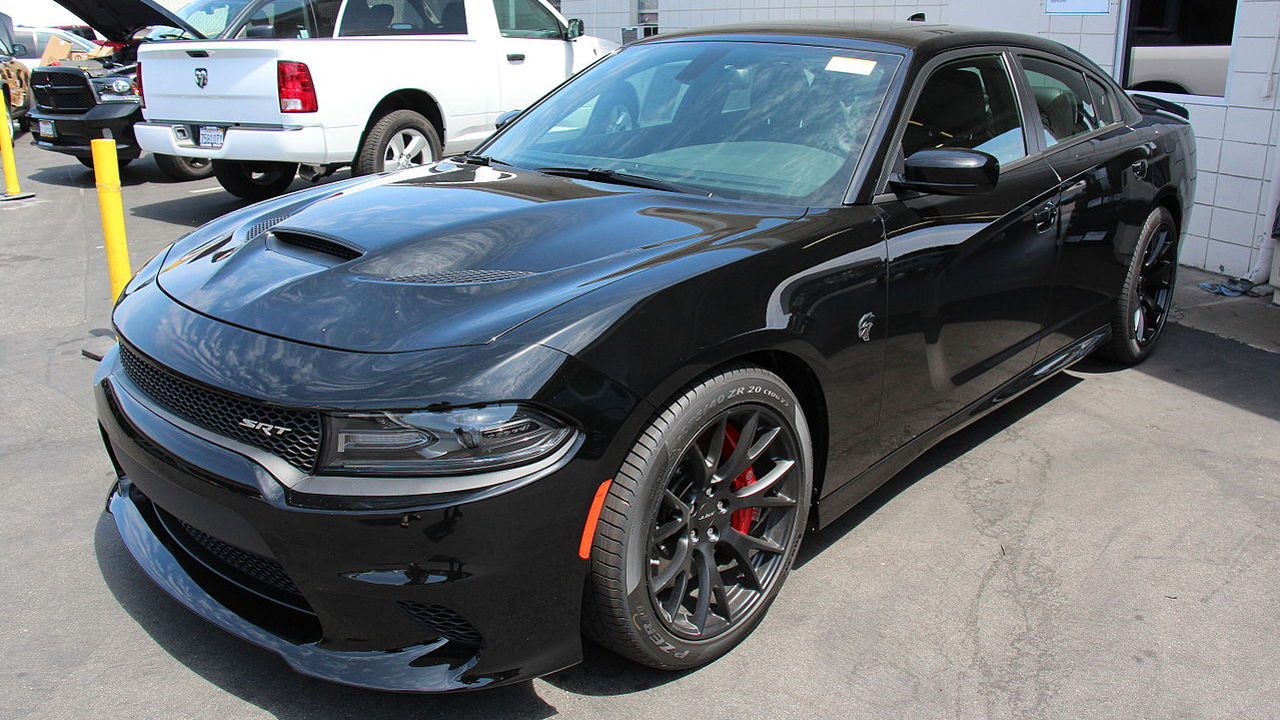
(567, 18, 585, 39)
(11, 43, 28, 56)
(495, 109, 521, 130)
(892, 148, 999, 196)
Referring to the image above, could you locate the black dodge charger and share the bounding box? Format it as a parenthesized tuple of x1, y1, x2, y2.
(96, 22, 1195, 691)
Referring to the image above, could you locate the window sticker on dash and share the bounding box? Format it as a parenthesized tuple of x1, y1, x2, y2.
(825, 56, 877, 75)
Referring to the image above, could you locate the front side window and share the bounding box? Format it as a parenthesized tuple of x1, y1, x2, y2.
(903, 55, 1026, 165)
(12, 31, 38, 58)
(483, 41, 900, 205)
(1020, 56, 1103, 147)
(339, 0, 466, 36)
(493, 0, 562, 39)
(238, 0, 314, 38)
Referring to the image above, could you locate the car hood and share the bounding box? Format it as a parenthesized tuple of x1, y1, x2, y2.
(156, 162, 805, 353)
(50, 0, 203, 42)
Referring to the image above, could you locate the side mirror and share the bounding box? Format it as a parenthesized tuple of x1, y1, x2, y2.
(495, 109, 521, 130)
(244, 23, 275, 38)
(892, 148, 999, 196)
(567, 18, 585, 39)
(11, 43, 27, 56)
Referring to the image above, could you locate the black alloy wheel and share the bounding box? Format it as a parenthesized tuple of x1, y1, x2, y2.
(1102, 205, 1178, 364)
(154, 154, 214, 181)
(584, 365, 812, 669)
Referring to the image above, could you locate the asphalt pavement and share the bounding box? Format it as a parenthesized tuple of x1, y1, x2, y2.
(2, 139, 1278, 719)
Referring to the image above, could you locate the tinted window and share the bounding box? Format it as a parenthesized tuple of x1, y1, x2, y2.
(493, 0, 561, 39)
(1086, 76, 1117, 125)
(484, 42, 900, 205)
(1021, 56, 1103, 147)
(339, 0, 465, 35)
(239, 0, 313, 38)
(903, 55, 1026, 165)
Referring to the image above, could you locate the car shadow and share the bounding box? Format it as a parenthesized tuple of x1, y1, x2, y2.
(128, 193, 250, 228)
(25, 156, 178, 188)
(93, 514, 559, 720)
(92, 367, 1085, 706)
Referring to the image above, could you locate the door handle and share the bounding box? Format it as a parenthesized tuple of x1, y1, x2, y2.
(1130, 159, 1148, 180)
(506, 53, 525, 62)
(1033, 201, 1058, 233)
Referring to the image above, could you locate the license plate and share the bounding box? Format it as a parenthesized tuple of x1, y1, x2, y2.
(198, 125, 225, 148)
(38, 120, 55, 138)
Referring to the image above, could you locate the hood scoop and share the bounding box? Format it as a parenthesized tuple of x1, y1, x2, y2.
(385, 269, 535, 284)
(269, 230, 363, 263)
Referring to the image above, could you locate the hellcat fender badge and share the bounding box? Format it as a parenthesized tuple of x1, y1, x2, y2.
(858, 312, 876, 342)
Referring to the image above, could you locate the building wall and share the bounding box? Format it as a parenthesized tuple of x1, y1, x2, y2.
(561, 0, 1280, 280)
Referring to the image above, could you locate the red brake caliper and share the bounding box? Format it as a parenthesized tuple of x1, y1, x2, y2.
(721, 424, 758, 534)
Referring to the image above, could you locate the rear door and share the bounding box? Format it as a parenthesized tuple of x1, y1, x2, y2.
(874, 50, 1062, 452)
(491, 0, 571, 112)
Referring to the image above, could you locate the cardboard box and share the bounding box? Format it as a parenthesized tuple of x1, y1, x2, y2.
(39, 36, 74, 66)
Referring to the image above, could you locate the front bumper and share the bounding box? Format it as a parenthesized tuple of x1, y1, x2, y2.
(134, 121, 332, 164)
(95, 344, 602, 691)
(29, 102, 142, 159)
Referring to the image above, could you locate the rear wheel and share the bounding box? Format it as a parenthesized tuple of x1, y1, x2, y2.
(212, 160, 298, 200)
(584, 365, 812, 669)
(1101, 206, 1178, 364)
(354, 109, 441, 175)
(154, 154, 214, 181)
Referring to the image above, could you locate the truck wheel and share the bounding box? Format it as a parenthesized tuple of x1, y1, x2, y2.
(154, 154, 214, 181)
(78, 156, 133, 170)
(354, 109, 441, 175)
(212, 160, 298, 200)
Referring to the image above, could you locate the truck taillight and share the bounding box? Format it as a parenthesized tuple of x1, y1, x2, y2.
(277, 61, 317, 113)
(136, 61, 144, 108)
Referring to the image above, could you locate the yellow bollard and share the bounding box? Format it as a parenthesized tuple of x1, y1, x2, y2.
(91, 138, 132, 301)
(0, 98, 35, 201)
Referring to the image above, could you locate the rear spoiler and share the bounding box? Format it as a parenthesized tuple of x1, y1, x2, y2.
(1129, 92, 1190, 120)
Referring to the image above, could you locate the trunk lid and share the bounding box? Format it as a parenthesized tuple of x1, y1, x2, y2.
(139, 41, 281, 124)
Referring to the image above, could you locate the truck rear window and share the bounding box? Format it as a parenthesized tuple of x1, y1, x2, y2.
(338, 0, 467, 36)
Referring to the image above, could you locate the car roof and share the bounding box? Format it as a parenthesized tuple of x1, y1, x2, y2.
(643, 21, 1101, 70)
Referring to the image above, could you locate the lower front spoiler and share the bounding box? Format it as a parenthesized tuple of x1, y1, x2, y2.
(107, 480, 502, 693)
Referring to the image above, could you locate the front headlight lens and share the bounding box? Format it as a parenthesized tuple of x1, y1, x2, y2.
(96, 78, 141, 103)
(321, 404, 573, 476)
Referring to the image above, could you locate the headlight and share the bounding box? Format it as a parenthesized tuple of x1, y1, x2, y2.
(96, 78, 140, 103)
(320, 404, 573, 476)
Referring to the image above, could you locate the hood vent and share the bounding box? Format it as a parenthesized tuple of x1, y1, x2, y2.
(385, 269, 535, 284)
(271, 230, 362, 262)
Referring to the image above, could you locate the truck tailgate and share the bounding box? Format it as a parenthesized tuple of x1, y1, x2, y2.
(140, 41, 283, 125)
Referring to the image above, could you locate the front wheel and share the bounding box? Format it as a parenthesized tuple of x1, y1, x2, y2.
(212, 160, 297, 200)
(154, 154, 214, 181)
(583, 365, 812, 669)
(354, 109, 441, 175)
(1100, 206, 1178, 364)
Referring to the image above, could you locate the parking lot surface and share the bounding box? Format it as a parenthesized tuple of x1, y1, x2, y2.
(2, 141, 1279, 719)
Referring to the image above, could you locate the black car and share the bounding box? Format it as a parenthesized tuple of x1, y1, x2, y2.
(95, 21, 1194, 691)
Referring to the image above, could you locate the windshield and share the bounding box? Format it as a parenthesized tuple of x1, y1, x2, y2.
(482, 41, 900, 205)
(145, 0, 254, 39)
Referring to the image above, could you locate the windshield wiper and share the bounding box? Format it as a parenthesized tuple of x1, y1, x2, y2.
(452, 153, 514, 167)
(534, 167, 711, 196)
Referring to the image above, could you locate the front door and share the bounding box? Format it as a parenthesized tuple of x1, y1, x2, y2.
(875, 51, 1063, 452)
(492, 0, 571, 112)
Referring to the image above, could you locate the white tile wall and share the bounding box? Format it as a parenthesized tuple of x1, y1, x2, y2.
(560, 0, 1280, 281)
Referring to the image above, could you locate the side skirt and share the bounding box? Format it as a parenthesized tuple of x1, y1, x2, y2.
(813, 325, 1111, 528)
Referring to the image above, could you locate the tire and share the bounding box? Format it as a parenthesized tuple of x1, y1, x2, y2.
(583, 365, 813, 669)
(211, 160, 297, 200)
(78, 156, 133, 170)
(154, 154, 214, 181)
(353, 109, 441, 176)
(1100, 206, 1178, 364)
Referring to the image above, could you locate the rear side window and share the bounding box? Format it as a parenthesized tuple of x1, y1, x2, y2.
(1020, 56, 1105, 146)
(903, 54, 1027, 165)
(239, 0, 315, 38)
(339, 0, 467, 36)
(1086, 75, 1117, 125)
(493, 0, 563, 39)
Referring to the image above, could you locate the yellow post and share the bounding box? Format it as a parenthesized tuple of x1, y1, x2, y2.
(0, 97, 34, 201)
(91, 138, 132, 301)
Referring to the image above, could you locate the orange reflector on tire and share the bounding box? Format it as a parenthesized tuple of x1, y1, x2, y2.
(578, 479, 613, 559)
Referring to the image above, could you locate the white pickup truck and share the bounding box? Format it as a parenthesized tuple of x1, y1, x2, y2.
(133, 0, 615, 198)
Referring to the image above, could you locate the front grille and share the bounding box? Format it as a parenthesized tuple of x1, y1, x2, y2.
(31, 68, 94, 113)
(118, 344, 322, 472)
(180, 519, 301, 596)
(399, 602, 483, 645)
(386, 269, 534, 284)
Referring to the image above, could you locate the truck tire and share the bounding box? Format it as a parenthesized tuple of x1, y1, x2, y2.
(354, 109, 441, 176)
(212, 160, 298, 200)
(154, 154, 214, 181)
